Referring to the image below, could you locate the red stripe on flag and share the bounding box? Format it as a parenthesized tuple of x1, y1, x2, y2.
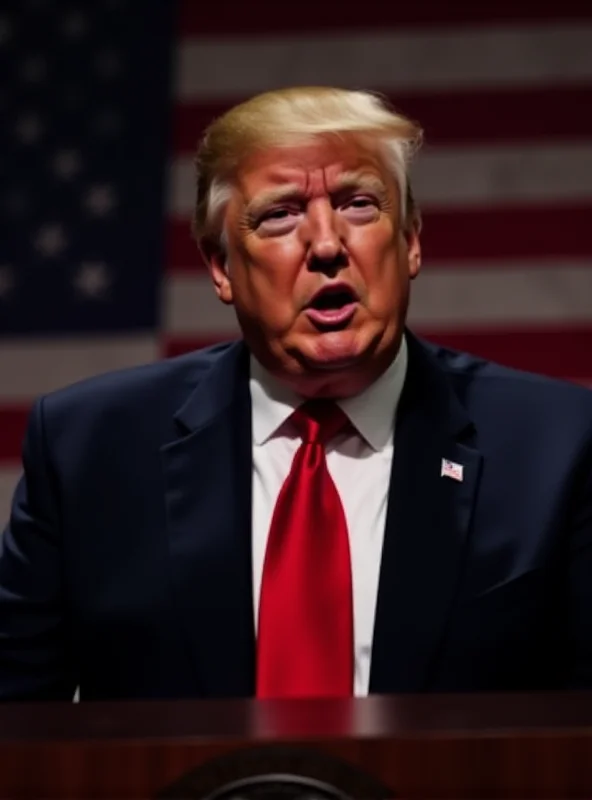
(165, 205, 592, 273)
(421, 205, 592, 263)
(163, 336, 241, 359)
(172, 87, 592, 155)
(166, 219, 199, 272)
(0, 407, 28, 463)
(420, 326, 592, 380)
(178, 1, 592, 35)
(163, 328, 592, 383)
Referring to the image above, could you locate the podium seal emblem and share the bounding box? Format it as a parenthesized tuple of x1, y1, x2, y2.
(158, 744, 394, 799)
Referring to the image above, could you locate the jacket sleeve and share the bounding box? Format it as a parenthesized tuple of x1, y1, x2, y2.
(566, 426, 592, 689)
(0, 398, 77, 700)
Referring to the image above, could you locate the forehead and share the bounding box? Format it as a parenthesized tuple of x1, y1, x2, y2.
(233, 138, 393, 197)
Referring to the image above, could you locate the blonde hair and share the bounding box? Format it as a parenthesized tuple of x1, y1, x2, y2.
(193, 86, 423, 246)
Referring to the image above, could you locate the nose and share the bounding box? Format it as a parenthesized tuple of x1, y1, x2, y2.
(303, 199, 344, 266)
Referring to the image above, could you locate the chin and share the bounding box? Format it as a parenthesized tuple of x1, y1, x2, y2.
(298, 329, 372, 371)
(303, 354, 362, 372)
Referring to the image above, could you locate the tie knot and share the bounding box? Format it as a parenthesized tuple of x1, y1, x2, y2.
(291, 399, 349, 445)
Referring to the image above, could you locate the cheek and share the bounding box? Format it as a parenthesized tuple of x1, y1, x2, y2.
(351, 232, 410, 310)
(247, 240, 304, 290)
(350, 227, 403, 278)
(235, 241, 306, 323)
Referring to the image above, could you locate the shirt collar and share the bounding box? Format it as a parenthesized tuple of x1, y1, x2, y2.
(250, 335, 408, 452)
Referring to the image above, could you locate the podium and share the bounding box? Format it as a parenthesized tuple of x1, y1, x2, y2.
(1, 692, 592, 798)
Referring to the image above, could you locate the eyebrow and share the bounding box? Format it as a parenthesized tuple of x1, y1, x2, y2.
(244, 172, 389, 220)
(335, 171, 389, 198)
(245, 184, 302, 220)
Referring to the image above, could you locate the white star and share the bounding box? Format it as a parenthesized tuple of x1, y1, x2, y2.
(95, 50, 121, 78)
(0, 17, 12, 46)
(0, 265, 15, 298)
(85, 184, 117, 216)
(34, 223, 67, 258)
(94, 110, 121, 135)
(61, 11, 87, 38)
(73, 262, 111, 298)
(53, 149, 82, 180)
(20, 55, 47, 83)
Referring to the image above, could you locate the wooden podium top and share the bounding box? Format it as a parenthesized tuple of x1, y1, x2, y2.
(2, 693, 592, 798)
(1, 691, 592, 742)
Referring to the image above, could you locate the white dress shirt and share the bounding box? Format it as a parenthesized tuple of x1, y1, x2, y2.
(250, 337, 408, 696)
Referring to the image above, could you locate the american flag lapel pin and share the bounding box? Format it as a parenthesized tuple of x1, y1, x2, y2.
(441, 458, 464, 482)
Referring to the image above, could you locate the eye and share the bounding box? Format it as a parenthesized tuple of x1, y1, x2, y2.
(256, 206, 302, 235)
(261, 208, 291, 221)
(346, 196, 375, 208)
(339, 195, 380, 220)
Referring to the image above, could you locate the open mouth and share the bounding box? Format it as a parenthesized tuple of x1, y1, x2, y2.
(305, 284, 359, 329)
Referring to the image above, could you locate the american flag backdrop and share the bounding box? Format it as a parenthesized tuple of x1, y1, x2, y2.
(1, 1, 592, 524)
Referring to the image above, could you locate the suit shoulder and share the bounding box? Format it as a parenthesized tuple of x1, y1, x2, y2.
(424, 339, 592, 414)
(39, 340, 239, 420)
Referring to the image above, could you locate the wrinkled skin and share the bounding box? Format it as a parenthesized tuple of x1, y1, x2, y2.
(202, 136, 421, 398)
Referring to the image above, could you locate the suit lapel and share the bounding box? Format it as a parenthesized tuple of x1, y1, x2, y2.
(161, 341, 255, 697)
(369, 334, 483, 693)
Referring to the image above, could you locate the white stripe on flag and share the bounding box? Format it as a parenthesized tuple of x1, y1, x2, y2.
(409, 262, 592, 327)
(0, 336, 158, 401)
(163, 277, 239, 338)
(168, 144, 592, 217)
(176, 24, 592, 99)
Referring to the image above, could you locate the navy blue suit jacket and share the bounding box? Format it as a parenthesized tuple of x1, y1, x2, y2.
(1, 332, 592, 700)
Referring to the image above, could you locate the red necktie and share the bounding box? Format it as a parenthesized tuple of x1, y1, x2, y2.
(256, 400, 354, 698)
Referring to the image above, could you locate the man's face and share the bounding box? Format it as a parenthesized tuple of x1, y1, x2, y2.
(204, 136, 421, 397)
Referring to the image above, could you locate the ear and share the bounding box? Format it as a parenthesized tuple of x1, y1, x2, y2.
(200, 237, 233, 305)
(405, 226, 422, 280)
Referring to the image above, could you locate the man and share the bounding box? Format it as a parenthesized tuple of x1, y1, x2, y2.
(1, 87, 592, 701)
